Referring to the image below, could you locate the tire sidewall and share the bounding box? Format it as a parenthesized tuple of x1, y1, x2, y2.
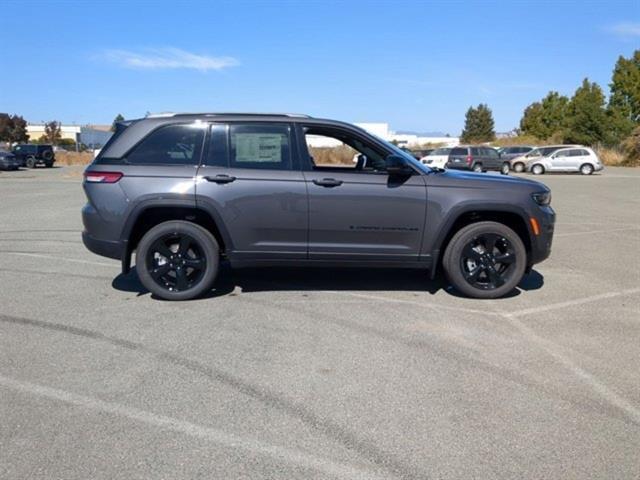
(136, 220, 219, 300)
(25, 156, 36, 168)
(532, 164, 544, 175)
(514, 162, 524, 173)
(472, 163, 483, 173)
(443, 221, 527, 299)
(500, 163, 510, 175)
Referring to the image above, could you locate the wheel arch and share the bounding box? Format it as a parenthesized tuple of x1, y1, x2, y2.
(430, 208, 532, 279)
(120, 199, 232, 273)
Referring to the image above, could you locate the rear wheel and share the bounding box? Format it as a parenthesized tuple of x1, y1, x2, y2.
(531, 164, 545, 175)
(25, 156, 36, 168)
(472, 163, 483, 173)
(580, 163, 594, 175)
(513, 162, 525, 173)
(136, 220, 219, 300)
(500, 162, 510, 175)
(443, 221, 526, 299)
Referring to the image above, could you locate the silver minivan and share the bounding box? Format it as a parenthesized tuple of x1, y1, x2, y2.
(528, 147, 604, 175)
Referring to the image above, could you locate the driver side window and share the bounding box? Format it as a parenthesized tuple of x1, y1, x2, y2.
(303, 127, 387, 172)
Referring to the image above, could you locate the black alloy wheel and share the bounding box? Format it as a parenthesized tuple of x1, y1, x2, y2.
(146, 233, 207, 292)
(459, 233, 515, 290)
(136, 220, 219, 300)
(443, 221, 526, 299)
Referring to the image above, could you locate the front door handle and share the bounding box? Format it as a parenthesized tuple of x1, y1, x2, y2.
(313, 178, 343, 188)
(204, 174, 236, 184)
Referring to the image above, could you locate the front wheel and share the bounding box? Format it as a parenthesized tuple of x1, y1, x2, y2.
(136, 220, 219, 300)
(25, 156, 36, 168)
(500, 162, 510, 175)
(443, 221, 526, 299)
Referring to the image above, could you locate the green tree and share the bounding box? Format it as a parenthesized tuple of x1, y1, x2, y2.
(563, 79, 609, 145)
(460, 104, 495, 143)
(0, 113, 29, 143)
(520, 91, 569, 139)
(607, 50, 640, 142)
(111, 113, 125, 132)
(43, 121, 62, 145)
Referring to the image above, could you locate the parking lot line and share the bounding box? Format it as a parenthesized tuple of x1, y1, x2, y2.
(498, 315, 640, 425)
(0, 374, 389, 480)
(3, 251, 117, 268)
(504, 288, 640, 318)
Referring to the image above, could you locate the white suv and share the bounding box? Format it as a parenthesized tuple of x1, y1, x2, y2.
(528, 147, 603, 175)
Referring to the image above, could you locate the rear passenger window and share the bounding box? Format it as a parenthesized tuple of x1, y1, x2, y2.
(572, 149, 589, 156)
(126, 124, 205, 165)
(450, 147, 467, 156)
(229, 124, 291, 170)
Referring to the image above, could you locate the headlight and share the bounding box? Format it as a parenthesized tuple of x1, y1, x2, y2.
(532, 191, 551, 206)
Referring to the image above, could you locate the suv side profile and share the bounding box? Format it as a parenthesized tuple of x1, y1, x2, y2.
(11, 144, 56, 168)
(446, 146, 510, 174)
(508, 145, 579, 173)
(528, 147, 603, 175)
(82, 114, 555, 300)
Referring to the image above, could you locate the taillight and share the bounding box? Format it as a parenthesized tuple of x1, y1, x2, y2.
(466, 155, 473, 165)
(84, 171, 123, 183)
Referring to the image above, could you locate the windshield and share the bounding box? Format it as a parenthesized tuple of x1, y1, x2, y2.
(432, 147, 451, 155)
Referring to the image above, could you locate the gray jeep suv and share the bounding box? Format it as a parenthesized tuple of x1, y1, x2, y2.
(82, 113, 554, 300)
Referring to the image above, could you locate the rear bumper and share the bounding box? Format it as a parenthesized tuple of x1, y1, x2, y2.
(82, 231, 123, 260)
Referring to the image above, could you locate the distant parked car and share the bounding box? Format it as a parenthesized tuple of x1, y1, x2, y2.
(499, 146, 534, 162)
(420, 147, 451, 168)
(0, 150, 21, 170)
(11, 144, 56, 168)
(529, 147, 603, 175)
(509, 145, 579, 173)
(446, 146, 510, 174)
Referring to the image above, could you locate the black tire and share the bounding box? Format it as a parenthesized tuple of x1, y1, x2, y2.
(443, 221, 526, 299)
(472, 163, 483, 173)
(500, 162, 510, 175)
(579, 163, 594, 175)
(42, 150, 54, 161)
(513, 162, 525, 173)
(45, 161, 54, 168)
(136, 220, 219, 300)
(531, 164, 545, 175)
(25, 156, 36, 168)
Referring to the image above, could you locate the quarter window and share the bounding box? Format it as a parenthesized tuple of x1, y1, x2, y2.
(126, 124, 205, 165)
(229, 124, 291, 170)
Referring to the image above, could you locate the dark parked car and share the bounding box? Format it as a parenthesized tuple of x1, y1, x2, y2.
(11, 144, 55, 168)
(498, 145, 534, 161)
(0, 150, 21, 170)
(82, 113, 554, 300)
(446, 146, 510, 174)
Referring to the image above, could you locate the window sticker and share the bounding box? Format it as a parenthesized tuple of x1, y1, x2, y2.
(234, 133, 283, 163)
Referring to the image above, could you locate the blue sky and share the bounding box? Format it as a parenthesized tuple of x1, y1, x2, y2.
(1, 0, 638, 134)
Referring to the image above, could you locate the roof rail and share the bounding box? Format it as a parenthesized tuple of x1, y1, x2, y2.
(161, 112, 312, 119)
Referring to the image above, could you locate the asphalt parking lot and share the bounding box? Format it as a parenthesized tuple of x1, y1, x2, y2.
(0, 165, 639, 479)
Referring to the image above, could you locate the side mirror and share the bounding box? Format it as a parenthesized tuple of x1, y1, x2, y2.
(385, 155, 413, 175)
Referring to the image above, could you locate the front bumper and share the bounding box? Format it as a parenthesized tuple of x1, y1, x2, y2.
(529, 206, 555, 265)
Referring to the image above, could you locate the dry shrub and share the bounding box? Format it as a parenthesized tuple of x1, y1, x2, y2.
(490, 134, 544, 147)
(621, 126, 640, 167)
(55, 151, 94, 166)
(309, 145, 357, 166)
(595, 147, 626, 166)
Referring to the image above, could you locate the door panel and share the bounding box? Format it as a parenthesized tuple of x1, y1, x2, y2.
(304, 170, 427, 260)
(195, 122, 307, 260)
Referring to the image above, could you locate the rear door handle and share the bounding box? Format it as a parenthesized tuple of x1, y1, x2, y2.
(204, 174, 236, 184)
(312, 178, 343, 188)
